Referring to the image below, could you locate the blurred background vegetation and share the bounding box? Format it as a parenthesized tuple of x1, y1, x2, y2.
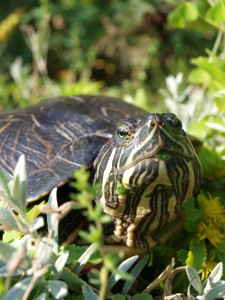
(2, 1, 225, 298)
(0, 0, 215, 112)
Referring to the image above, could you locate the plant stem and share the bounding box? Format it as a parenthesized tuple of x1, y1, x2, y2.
(98, 264, 109, 300)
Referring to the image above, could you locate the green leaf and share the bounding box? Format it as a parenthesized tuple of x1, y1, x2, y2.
(191, 55, 225, 87)
(184, 198, 202, 233)
(0, 169, 11, 200)
(54, 251, 69, 280)
(132, 294, 153, 300)
(0, 207, 20, 231)
(27, 202, 43, 223)
(35, 294, 47, 300)
(208, 262, 223, 284)
(122, 255, 149, 294)
(81, 283, 98, 300)
(107, 255, 138, 291)
(35, 237, 53, 268)
(0, 241, 16, 260)
(10, 154, 27, 217)
(71, 243, 99, 275)
(112, 294, 126, 300)
(206, 2, 225, 24)
(47, 187, 59, 253)
(168, 2, 199, 28)
(47, 280, 68, 299)
(203, 282, 225, 299)
(3, 230, 21, 243)
(186, 238, 206, 271)
(186, 266, 203, 294)
(3, 277, 33, 300)
(61, 244, 102, 265)
(188, 68, 211, 85)
(216, 241, 225, 254)
(177, 249, 188, 263)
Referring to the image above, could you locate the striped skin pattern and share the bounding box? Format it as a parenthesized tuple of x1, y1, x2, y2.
(94, 113, 202, 248)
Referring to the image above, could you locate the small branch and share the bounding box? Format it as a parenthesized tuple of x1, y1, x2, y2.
(164, 266, 187, 296)
(143, 258, 175, 294)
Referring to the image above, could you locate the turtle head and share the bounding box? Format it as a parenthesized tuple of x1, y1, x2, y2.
(94, 113, 202, 247)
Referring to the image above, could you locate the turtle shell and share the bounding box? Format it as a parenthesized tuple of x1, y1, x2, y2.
(0, 95, 146, 202)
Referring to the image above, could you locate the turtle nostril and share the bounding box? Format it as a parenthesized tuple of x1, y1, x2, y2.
(158, 119, 164, 126)
(149, 116, 164, 127)
(150, 119, 157, 127)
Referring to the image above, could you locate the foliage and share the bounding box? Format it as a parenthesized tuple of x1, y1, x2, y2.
(0, 0, 225, 299)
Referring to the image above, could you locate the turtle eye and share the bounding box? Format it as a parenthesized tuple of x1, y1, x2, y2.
(117, 127, 128, 139)
(116, 124, 134, 144)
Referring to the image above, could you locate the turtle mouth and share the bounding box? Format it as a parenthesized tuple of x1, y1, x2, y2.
(117, 146, 192, 172)
(117, 144, 163, 172)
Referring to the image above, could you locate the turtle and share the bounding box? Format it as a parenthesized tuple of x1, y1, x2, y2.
(0, 95, 202, 247)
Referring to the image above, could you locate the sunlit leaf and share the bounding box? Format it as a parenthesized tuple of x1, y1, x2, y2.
(47, 187, 58, 253)
(186, 266, 203, 294)
(72, 243, 99, 275)
(107, 255, 139, 291)
(122, 255, 149, 293)
(10, 154, 27, 218)
(54, 251, 69, 279)
(47, 280, 68, 299)
(203, 282, 225, 299)
(188, 68, 211, 85)
(29, 216, 44, 232)
(168, 2, 198, 28)
(186, 238, 206, 271)
(206, 2, 225, 24)
(208, 262, 223, 285)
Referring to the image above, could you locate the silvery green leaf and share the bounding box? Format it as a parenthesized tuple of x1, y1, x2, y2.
(72, 242, 99, 275)
(0, 264, 10, 277)
(206, 122, 225, 133)
(35, 237, 53, 268)
(5, 155, 28, 220)
(0, 260, 22, 278)
(0, 169, 11, 200)
(35, 293, 47, 300)
(204, 262, 223, 292)
(107, 255, 139, 291)
(0, 241, 17, 260)
(0, 258, 6, 267)
(208, 262, 223, 283)
(0, 207, 21, 230)
(82, 283, 98, 300)
(47, 280, 68, 299)
(11, 155, 27, 216)
(203, 282, 225, 300)
(4, 277, 33, 300)
(166, 73, 183, 98)
(54, 251, 69, 279)
(122, 255, 149, 294)
(187, 283, 196, 300)
(186, 266, 203, 295)
(29, 216, 44, 232)
(47, 188, 59, 253)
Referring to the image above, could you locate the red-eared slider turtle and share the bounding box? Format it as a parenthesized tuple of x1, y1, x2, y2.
(0, 95, 202, 247)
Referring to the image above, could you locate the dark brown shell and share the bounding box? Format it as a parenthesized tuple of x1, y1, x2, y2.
(0, 95, 146, 202)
